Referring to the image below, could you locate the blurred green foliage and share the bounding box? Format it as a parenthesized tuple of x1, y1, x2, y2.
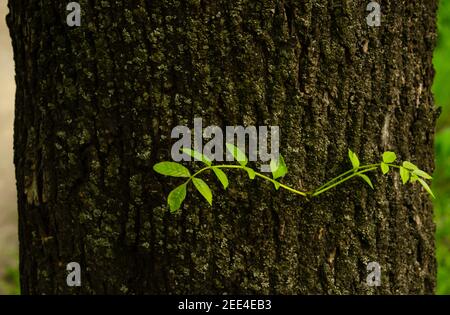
(434, 0, 450, 295)
(0, 265, 20, 295)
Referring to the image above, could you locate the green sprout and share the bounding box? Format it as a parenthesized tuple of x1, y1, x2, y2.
(153, 144, 435, 212)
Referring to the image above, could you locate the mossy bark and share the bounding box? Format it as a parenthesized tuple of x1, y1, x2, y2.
(8, 0, 438, 294)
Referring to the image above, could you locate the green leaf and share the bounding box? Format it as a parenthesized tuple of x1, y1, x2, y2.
(348, 149, 360, 169)
(410, 174, 419, 183)
(154, 162, 191, 177)
(245, 167, 256, 180)
(417, 178, 435, 199)
(192, 178, 213, 205)
(412, 169, 432, 180)
(358, 174, 374, 189)
(273, 181, 281, 190)
(168, 184, 187, 212)
(382, 151, 397, 164)
(400, 167, 410, 184)
(212, 167, 229, 189)
(380, 162, 389, 175)
(225, 143, 248, 166)
(270, 155, 288, 179)
(403, 161, 418, 171)
(182, 148, 212, 166)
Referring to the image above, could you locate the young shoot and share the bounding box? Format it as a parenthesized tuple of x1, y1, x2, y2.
(153, 145, 435, 212)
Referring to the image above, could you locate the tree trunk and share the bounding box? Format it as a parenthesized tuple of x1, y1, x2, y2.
(7, 0, 438, 294)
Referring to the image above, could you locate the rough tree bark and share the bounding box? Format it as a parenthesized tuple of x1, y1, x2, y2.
(7, 0, 438, 294)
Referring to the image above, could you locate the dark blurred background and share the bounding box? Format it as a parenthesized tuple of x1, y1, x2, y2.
(433, 0, 450, 295)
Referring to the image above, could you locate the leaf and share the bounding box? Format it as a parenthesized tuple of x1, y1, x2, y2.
(192, 178, 213, 205)
(412, 169, 432, 180)
(154, 162, 191, 177)
(348, 149, 360, 169)
(410, 174, 419, 183)
(182, 148, 212, 166)
(168, 184, 187, 212)
(245, 167, 256, 180)
(380, 162, 389, 174)
(225, 143, 248, 166)
(212, 167, 229, 189)
(400, 166, 410, 184)
(403, 161, 418, 171)
(270, 155, 288, 179)
(382, 151, 397, 164)
(273, 181, 281, 190)
(417, 178, 435, 199)
(358, 174, 374, 189)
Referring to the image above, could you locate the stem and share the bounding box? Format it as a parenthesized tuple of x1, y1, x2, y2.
(187, 165, 242, 182)
(312, 167, 378, 197)
(185, 162, 403, 200)
(253, 172, 308, 197)
(186, 164, 308, 197)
